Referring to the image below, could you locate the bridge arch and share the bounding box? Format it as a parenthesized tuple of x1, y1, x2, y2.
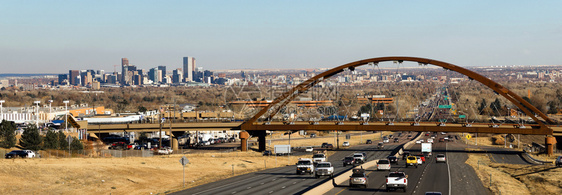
(241, 56, 553, 130)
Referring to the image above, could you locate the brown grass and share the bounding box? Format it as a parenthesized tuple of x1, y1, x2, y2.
(0, 151, 305, 195)
(466, 153, 562, 195)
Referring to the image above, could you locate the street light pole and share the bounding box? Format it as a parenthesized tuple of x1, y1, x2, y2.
(33, 101, 40, 127)
(63, 100, 70, 131)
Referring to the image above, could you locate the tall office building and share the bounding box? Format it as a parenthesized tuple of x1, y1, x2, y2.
(69, 70, 80, 86)
(58, 74, 68, 85)
(172, 68, 183, 83)
(121, 58, 130, 85)
(158, 66, 166, 81)
(183, 57, 196, 82)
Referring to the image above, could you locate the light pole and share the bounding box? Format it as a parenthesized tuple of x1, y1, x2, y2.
(34, 101, 40, 127)
(48, 100, 53, 114)
(0, 100, 4, 121)
(63, 100, 70, 131)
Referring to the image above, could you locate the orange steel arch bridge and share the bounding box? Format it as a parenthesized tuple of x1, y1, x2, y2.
(87, 57, 562, 154)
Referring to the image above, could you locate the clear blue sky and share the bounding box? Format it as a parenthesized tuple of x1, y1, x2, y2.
(1, 0, 561, 73)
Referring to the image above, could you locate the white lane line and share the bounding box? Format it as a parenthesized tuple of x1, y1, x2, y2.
(247, 187, 252, 189)
(282, 186, 286, 189)
(261, 182, 264, 185)
(446, 142, 452, 195)
(268, 191, 274, 194)
(293, 182, 297, 184)
(231, 192, 236, 194)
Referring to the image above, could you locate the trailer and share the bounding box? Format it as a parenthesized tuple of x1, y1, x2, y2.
(274, 145, 292, 155)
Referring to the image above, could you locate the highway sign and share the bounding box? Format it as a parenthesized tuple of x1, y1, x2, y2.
(466, 134, 472, 140)
(66, 135, 73, 143)
(179, 156, 189, 166)
(438, 105, 452, 109)
(459, 115, 466, 119)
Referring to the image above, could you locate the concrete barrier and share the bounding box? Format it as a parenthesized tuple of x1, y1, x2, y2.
(303, 159, 379, 195)
(305, 132, 423, 195)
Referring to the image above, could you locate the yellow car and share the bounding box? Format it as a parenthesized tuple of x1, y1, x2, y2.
(405, 156, 418, 168)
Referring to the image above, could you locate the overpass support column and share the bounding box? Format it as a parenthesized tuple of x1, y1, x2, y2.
(240, 131, 250, 151)
(545, 136, 557, 156)
(171, 137, 178, 151)
(258, 131, 266, 152)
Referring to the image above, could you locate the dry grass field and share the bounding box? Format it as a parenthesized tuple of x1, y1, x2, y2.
(466, 153, 562, 195)
(0, 151, 305, 195)
(252, 131, 391, 151)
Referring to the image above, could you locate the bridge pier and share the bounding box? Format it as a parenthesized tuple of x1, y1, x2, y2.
(556, 136, 562, 151)
(257, 131, 266, 152)
(545, 136, 557, 156)
(240, 131, 250, 151)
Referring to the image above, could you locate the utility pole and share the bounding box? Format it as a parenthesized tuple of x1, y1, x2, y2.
(159, 106, 162, 149)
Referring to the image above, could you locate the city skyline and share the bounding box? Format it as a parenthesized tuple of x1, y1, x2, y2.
(1, 1, 562, 74)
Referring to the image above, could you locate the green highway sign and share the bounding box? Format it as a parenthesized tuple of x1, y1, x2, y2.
(438, 105, 452, 109)
(459, 115, 466, 119)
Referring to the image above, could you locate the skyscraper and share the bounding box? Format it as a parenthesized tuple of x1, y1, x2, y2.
(69, 70, 80, 86)
(158, 66, 166, 81)
(183, 57, 196, 82)
(121, 58, 130, 85)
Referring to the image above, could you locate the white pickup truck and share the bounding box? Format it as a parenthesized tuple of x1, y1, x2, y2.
(315, 162, 334, 178)
(312, 153, 327, 164)
(296, 158, 315, 175)
(386, 171, 408, 192)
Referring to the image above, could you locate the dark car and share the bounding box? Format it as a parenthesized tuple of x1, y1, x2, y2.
(402, 152, 411, 160)
(343, 156, 356, 167)
(366, 139, 373, 144)
(228, 137, 236, 142)
(325, 144, 334, 149)
(407, 135, 412, 138)
(398, 133, 402, 137)
(263, 150, 272, 156)
(393, 138, 399, 143)
(556, 156, 562, 167)
(387, 156, 399, 164)
(5, 150, 28, 159)
(310, 133, 317, 138)
(321, 142, 329, 148)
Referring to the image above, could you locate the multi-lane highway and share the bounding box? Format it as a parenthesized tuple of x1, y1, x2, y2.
(172, 132, 414, 195)
(324, 133, 492, 195)
(174, 132, 537, 195)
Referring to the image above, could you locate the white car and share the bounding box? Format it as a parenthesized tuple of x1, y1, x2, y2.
(342, 141, 350, 147)
(23, 150, 36, 158)
(415, 140, 422, 144)
(377, 159, 391, 171)
(417, 157, 423, 165)
(305, 146, 314, 152)
(435, 154, 446, 163)
(427, 139, 434, 143)
(157, 147, 173, 155)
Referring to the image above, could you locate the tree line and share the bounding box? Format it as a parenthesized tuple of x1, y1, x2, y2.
(0, 120, 83, 151)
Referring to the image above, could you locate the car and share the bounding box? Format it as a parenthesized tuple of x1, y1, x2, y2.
(321, 142, 329, 148)
(402, 152, 411, 160)
(325, 144, 334, 149)
(305, 146, 314, 152)
(427, 139, 434, 143)
(315, 162, 334, 178)
(5, 150, 34, 159)
(263, 150, 272, 156)
(342, 141, 350, 147)
(310, 133, 317, 138)
(443, 137, 449, 141)
(441, 132, 446, 135)
(366, 139, 373, 144)
(343, 156, 356, 167)
(389, 135, 394, 138)
(377, 159, 391, 171)
(556, 156, 562, 167)
(312, 153, 327, 164)
(387, 156, 399, 164)
(349, 168, 368, 188)
(296, 158, 315, 175)
(416, 154, 426, 163)
(386, 171, 408, 192)
(353, 153, 366, 163)
(383, 138, 389, 143)
(439, 138, 445, 142)
(436, 154, 446, 163)
(377, 142, 384, 149)
(157, 147, 173, 155)
(425, 192, 442, 195)
(425, 133, 430, 136)
(415, 140, 422, 144)
(393, 138, 399, 143)
(406, 156, 418, 168)
(407, 135, 413, 138)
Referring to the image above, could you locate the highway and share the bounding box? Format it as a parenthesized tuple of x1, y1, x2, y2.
(324, 133, 490, 195)
(173, 132, 538, 195)
(171, 132, 413, 195)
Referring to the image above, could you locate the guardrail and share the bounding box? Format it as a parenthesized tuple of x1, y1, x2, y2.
(522, 152, 553, 165)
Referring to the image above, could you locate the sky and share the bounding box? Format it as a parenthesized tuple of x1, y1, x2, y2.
(1, 0, 561, 74)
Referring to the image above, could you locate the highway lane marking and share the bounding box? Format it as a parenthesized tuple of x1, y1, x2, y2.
(231, 192, 236, 194)
(293, 182, 297, 184)
(334, 187, 347, 195)
(261, 182, 264, 185)
(268, 191, 274, 194)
